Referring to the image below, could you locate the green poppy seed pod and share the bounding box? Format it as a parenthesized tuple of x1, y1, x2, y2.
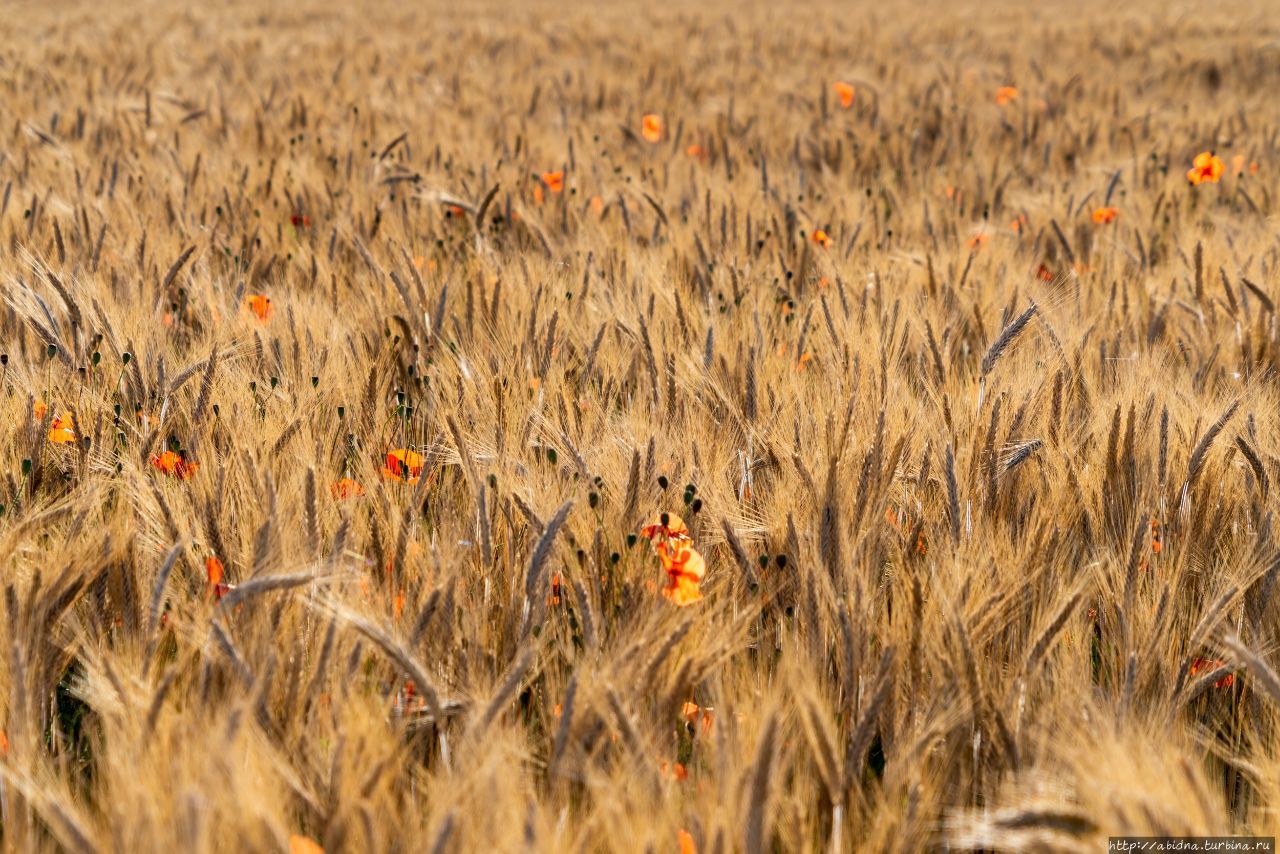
(311, 376, 319, 388)
(21, 459, 32, 475)
(122, 352, 131, 364)
(92, 352, 101, 365)
(47, 344, 58, 359)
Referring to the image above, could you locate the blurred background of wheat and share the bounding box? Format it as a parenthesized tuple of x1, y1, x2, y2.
(4, 0, 1280, 850)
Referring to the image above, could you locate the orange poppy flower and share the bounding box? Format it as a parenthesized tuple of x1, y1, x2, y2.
(1036, 264, 1055, 282)
(540, 171, 564, 194)
(330, 477, 365, 500)
(382, 448, 424, 483)
(686, 143, 707, 161)
(641, 513, 690, 542)
(641, 114, 663, 143)
(678, 830, 698, 854)
(1091, 206, 1119, 224)
(995, 86, 1019, 106)
(32, 399, 48, 421)
(290, 214, 311, 229)
(1151, 518, 1162, 554)
(1010, 214, 1027, 232)
(445, 205, 466, 219)
(289, 835, 325, 854)
(150, 450, 199, 480)
(1189, 657, 1234, 689)
(589, 195, 605, 216)
(548, 572, 562, 606)
(205, 556, 233, 601)
(833, 81, 855, 109)
(812, 229, 831, 247)
(244, 294, 272, 322)
(966, 233, 990, 250)
(48, 412, 76, 444)
(660, 760, 689, 782)
(658, 540, 706, 605)
(1187, 151, 1225, 185)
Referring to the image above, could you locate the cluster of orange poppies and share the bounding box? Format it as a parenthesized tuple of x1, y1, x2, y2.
(640, 513, 706, 605)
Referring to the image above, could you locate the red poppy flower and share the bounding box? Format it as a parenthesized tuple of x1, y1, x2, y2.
(382, 448, 424, 483)
(1091, 207, 1119, 224)
(641, 513, 690, 542)
(48, 412, 76, 444)
(1187, 151, 1225, 185)
(641, 114, 663, 143)
(244, 294, 272, 322)
(1190, 657, 1234, 689)
(205, 556, 233, 601)
(541, 171, 565, 194)
(833, 81, 855, 109)
(658, 540, 706, 605)
(330, 477, 365, 500)
(150, 450, 199, 480)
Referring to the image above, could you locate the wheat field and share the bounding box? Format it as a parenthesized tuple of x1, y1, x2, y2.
(4, 0, 1280, 850)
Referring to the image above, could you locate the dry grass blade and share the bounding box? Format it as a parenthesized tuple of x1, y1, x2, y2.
(1221, 634, 1280, 706)
(981, 304, 1037, 376)
(1185, 399, 1240, 490)
(524, 500, 572, 600)
(744, 710, 779, 854)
